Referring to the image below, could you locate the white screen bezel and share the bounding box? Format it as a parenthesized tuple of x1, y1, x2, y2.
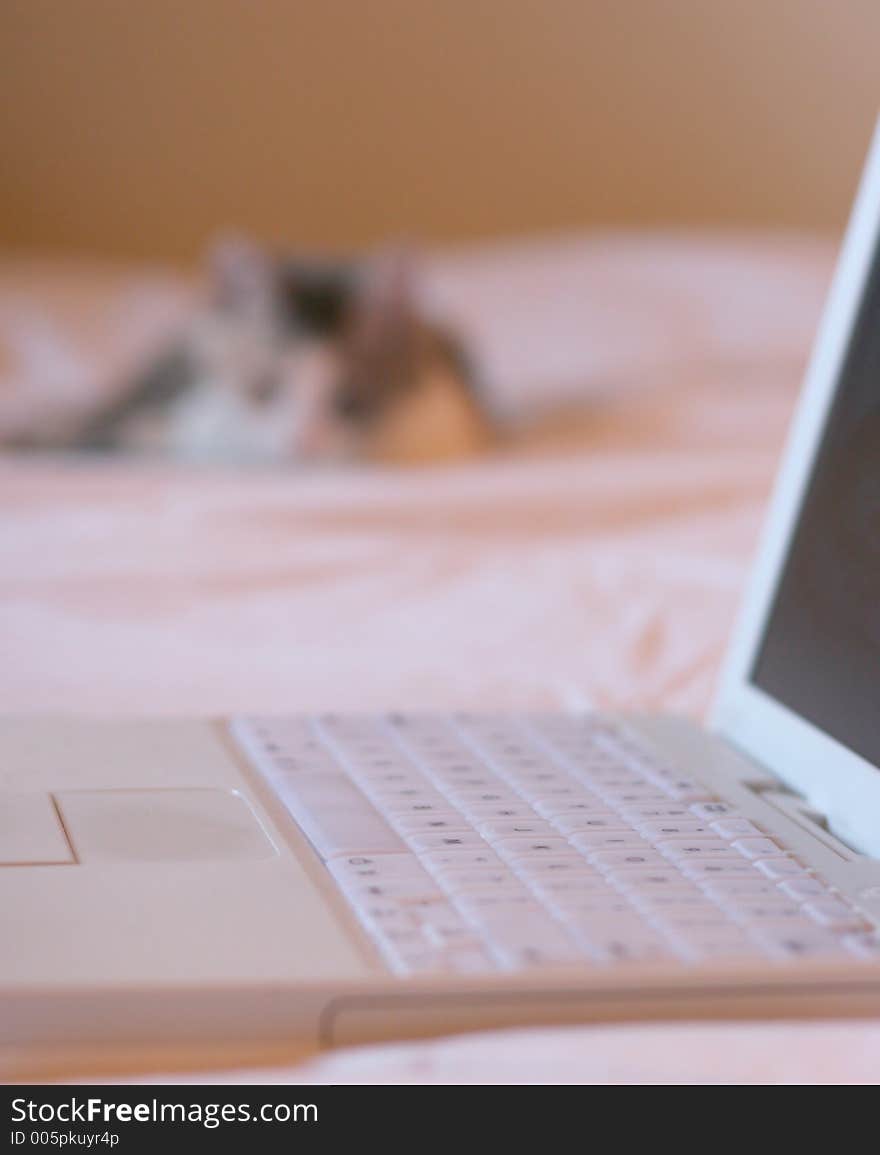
(712, 115, 880, 857)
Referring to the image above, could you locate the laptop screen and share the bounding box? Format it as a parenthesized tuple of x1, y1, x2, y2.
(751, 236, 880, 767)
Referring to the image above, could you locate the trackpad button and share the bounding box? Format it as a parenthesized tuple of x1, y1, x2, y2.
(54, 788, 278, 862)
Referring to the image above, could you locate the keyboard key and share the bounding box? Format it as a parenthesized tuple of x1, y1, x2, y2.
(610, 868, 695, 892)
(435, 869, 522, 895)
(374, 927, 435, 961)
(447, 789, 521, 809)
(551, 814, 628, 835)
(533, 798, 609, 819)
(522, 787, 585, 806)
(446, 947, 496, 973)
(572, 766, 637, 786)
(383, 947, 451, 975)
(327, 853, 433, 884)
(699, 878, 785, 898)
(730, 902, 807, 924)
(655, 911, 740, 933)
(602, 790, 673, 808)
(421, 848, 503, 872)
(414, 905, 472, 942)
(731, 837, 783, 860)
(406, 831, 489, 852)
(657, 780, 718, 803)
(777, 877, 832, 901)
(354, 773, 427, 792)
(419, 753, 487, 775)
(354, 765, 427, 785)
(620, 806, 692, 821)
(671, 929, 757, 961)
(628, 890, 712, 914)
(433, 772, 499, 791)
(586, 848, 668, 870)
(505, 771, 572, 791)
(381, 797, 457, 817)
(453, 892, 537, 924)
(680, 859, 758, 879)
(583, 772, 644, 790)
(510, 856, 597, 879)
(802, 899, 868, 932)
(709, 818, 762, 839)
(389, 813, 471, 835)
(552, 893, 634, 918)
(493, 836, 573, 858)
(273, 773, 406, 860)
(339, 875, 444, 902)
(362, 785, 441, 803)
(574, 924, 676, 964)
(355, 905, 420, 938)
(843, 931, 880, 959)
(476, 819, 556, 839)
(591, 772, 659, 791)
(754, 857, 809, 880)
(528, 874, 618, 898)
(566, 831, 650, 851)
(748, 927, 846, 960)
(464, 804, 539, 822)
(657, 840, 739, 860)
(711, 886, 801, 912)
(270, 754, 339, 775)
(636, 820, 714, 839)
(487, 920, 584, 969)
(689, 802, 742, 820)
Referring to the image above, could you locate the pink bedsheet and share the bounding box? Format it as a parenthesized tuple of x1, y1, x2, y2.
(5, 233, 877, 1083)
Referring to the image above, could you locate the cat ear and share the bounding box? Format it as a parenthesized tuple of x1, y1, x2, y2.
(332, 245, 421, 412)
(353, 244, 419, 346)
(208, 235, 273, 312)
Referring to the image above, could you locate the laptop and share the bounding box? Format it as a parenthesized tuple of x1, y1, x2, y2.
(6, 123, 880, 1076)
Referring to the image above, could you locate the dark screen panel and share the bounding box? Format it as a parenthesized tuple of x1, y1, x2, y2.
(752, 236, 880, 766)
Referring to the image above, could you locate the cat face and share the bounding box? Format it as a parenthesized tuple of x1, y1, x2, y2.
(176, 240, 488, 464)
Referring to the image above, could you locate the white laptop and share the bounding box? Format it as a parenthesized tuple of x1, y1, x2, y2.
(6, 122, 880, 1075)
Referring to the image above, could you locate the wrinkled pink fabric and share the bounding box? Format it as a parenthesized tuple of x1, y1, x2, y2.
(5, 233, 877, 1084)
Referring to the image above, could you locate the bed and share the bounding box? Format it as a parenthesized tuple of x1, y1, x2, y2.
(5, 231, 877, 1083)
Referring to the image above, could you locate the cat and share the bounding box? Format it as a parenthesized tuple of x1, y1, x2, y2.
(63, 240, 494, 465)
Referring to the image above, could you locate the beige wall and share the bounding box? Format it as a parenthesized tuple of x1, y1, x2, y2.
(1, 1, 878, 263)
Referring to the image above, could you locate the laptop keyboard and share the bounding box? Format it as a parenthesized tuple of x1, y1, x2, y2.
(231, 714, 880, 975)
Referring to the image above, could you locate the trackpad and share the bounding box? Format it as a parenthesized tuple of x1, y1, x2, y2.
(54, 788, 278, 863)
